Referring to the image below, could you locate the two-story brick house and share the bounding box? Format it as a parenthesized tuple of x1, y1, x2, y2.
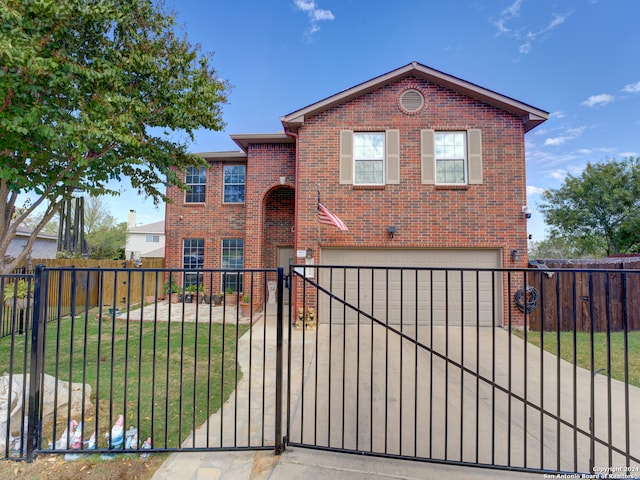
(165, 62, 547, 325)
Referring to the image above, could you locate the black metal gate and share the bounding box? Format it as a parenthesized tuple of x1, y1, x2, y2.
(285, 265, 640, 475)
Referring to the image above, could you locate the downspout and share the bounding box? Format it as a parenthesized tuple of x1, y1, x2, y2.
(284, 128, 299, 319)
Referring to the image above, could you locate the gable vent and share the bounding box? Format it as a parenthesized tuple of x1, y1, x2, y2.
(399, 89, 424, 114)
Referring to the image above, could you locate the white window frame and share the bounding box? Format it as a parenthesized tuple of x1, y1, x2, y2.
(434, 131, 467, 185)
(184, 166, 206, 203)
(146, 235, 160, 243)
(223, 165, 246, 204)
(353, 132, 385, 185)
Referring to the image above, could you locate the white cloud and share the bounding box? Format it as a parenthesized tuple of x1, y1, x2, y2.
(622, 81, 640, 94)
(549, 169, 567, 180)
(581, 94, 614, 107)
(550, 111, 566, 119)
(544, 136, 568, 146)
(620, 151, 638, 158)
(543, 126, 585, 146)
(493, 2, 571, 55)
(293, 0, 335, 38)
(527, 185, 546, 196)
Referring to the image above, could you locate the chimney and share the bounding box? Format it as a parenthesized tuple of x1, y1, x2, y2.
(127, 210, 137, 229)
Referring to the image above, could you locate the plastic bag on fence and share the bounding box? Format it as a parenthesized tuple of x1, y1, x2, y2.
(0, 373, 92, 452)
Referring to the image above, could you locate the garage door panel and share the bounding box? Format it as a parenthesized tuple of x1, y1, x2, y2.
(319, 249, 502, 326)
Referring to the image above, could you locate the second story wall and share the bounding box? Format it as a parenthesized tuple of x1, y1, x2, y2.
(294, 76, 528, 261)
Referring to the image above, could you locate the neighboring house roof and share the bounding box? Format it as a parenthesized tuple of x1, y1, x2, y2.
(15, 229, 58, 241)
(127, 221, 164, 234)
(280, 61, 549, 133)
(141, 246, 165, 258)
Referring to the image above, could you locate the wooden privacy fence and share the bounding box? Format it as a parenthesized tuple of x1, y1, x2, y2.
(527, 258, 640, 332)
(17, 258, 165, 319)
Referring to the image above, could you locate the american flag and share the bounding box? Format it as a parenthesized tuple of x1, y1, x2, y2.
(317, 192, 348, 231)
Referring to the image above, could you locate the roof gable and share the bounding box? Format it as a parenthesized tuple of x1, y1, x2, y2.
(280, 62, 548, 133)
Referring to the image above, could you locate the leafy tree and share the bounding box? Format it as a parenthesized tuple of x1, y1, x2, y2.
(86, 221, 126, 260)
(538, 158, 640, 256)
(528, 236, 602, 260)
(0, 0, 228, 272)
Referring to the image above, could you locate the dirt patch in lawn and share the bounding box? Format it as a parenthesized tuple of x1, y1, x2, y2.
(0, 453, 165, 480)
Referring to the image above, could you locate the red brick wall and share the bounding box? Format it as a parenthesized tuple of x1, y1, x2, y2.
(292, 76, 530, 324)
(165, 145, 295, 294)
(294, 76, 528, 261)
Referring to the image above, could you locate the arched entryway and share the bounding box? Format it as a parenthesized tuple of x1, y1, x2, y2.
(262, 186, 295, 271)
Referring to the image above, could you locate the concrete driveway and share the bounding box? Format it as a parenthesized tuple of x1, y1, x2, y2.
(153, 314, 640, 479)
(288, 322, 640, 474)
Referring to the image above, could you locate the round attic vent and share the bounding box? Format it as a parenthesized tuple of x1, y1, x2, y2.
(399, 89, 424, 114)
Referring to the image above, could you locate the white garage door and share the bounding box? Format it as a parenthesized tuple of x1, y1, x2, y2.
(319, 248, 503, 326)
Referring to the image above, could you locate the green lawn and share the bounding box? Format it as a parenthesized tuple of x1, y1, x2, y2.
(0, 312, 249, 450)
(514, 330, 640, 387)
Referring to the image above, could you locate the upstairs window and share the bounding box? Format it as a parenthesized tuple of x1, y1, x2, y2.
(435, 132, 466, 184)
(339, 130, 399, 185)
(223, 165, 246, 203)
(185, 166, 206, 203)
(146, 235, 160, 243)
(353, 133, 385, 185)
(421, 129, 483, 185)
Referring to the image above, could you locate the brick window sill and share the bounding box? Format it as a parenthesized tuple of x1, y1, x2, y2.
(353, 185, 386, 190)
(434, 185, 470, 191)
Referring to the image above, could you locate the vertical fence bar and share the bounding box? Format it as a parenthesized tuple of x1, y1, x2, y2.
(622, 272, 630, 468)
(507, 270, 513, 467)
(26, 265, 46, 461)
(539, 270, 545, 470)
(275, 266, 284, 454)
(572, 271, 578, 472)
(605, 272, 613, 467)
(588, 272, 596, 474)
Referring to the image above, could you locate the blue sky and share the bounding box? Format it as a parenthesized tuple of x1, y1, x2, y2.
(112, 0, 640, 242)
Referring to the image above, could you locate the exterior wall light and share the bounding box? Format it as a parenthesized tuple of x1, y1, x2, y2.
(522, 206, 532, 219)
(387, 226, 396, 239)
(306, 248, 313, 259)
(511, 249, 521, 261)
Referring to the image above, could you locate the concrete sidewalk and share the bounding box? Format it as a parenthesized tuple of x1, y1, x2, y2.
(155, 446, 541, 480)
(152, 311, 639, 479)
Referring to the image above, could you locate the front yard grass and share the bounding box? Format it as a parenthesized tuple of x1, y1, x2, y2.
(513, 330, 640, 387)
(0, 311, 249, 450)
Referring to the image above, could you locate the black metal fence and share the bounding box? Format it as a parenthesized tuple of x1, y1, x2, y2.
(287, 265, 640, 475)
(1, 266, 285, 461)
(2, 263, 639, 476)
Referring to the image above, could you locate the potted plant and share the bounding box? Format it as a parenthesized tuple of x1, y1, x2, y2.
(184, 284, 197, 303)
(225, 285, 237, 305)
(164, 279, 181, 303)
(212, 292, 223, 306)
(3, 280, 32, 310)
(239, 293, 251, 317)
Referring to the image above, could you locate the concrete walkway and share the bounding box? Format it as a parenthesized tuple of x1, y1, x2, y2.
(152, 311, 640, 479)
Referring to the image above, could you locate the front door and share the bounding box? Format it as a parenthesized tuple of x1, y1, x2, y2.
(277, 247, 294, 304)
